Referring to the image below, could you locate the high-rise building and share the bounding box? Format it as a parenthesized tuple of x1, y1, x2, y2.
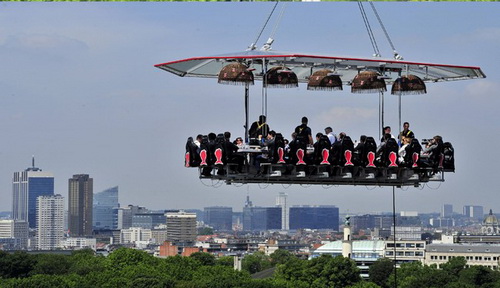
(0, 219, 29, 250)
(463, 205, 484, 220)
(12, 158, 54, 228)
(276, 192, 289, 230)
(289, 205, 339, 230)
(166, 211, 197, 246)
(242, 206, 282, 231)
(93, 186, 119, 230)
(442, 204, 453, 218)
(132, 212, 167, 229)
(117, 205, 148, 229)
(204, 206, 233, 231)
(36, 195, 64, 250)
(68, 174, 93, 237)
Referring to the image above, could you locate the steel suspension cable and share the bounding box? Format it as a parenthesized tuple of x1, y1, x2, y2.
(358, 1, 381, 57)
(249, 1, 279, 50)
(369, 1, 403, 60)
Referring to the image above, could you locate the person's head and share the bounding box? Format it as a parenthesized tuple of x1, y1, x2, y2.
(316, 132, 323, 140)
(259, 115, 266, 123)
(224, 131, 231, 140)
(284, 139, 289, 145)
(268, 130, 276, 139)
(403, 137, 411, 145)
(360, 135, 367, 143)
(339, 132, 346, 139)
(291, 132, 297, 139)
(403, 122, 410, 130)
(383, 126, 391, 134)
(433, 135, 442, 143)
(196, 134, 203, 141)
(383, 133, 391, 140)
(208, 133, 216, 141)
(325, 127, 332, 134)
(301, 116, 308, 124)
(235, 137, 243, 144)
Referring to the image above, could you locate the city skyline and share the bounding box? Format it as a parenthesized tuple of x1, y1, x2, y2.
(1, 3, 499, 214)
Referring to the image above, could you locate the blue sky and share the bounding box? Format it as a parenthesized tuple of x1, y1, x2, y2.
(1, 2, 499, 214)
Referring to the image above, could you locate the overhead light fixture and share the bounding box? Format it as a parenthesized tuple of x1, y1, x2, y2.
(264, 66, 298, 88)
(351, 71, 387, 93)
(217, 63, 254, 85)
(307, 69, 343, 91)
(391, 74, 427, 95)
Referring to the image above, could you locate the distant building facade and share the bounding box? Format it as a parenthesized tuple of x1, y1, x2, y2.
(463, 205, 484, 220)
(442, 204, 453, 218)
(93, 186, 119, 230)
(132, 212, 167, 229)
(12, 159, 54, 228)
(204, 206, 233, 231)
(243, 206, 282, 231)
(276, 192, 289, 230)
(166, 211, 197, 245)
(0, 219, 28, 250)
(68, 174, 93, 237)
(36, 194, 64, 250)
(289, 205, 339, 230)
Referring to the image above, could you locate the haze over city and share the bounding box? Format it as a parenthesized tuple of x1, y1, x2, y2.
(1, 2, 499, 214)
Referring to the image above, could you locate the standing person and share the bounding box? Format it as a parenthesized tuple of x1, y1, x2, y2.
(295, 116, 313, 146)
(248, 115, 270, 144)
(324, 126, 337, 145)
(398, 122, 415, 145)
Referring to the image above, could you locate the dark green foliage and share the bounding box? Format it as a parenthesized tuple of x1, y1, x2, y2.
(198, 227, 214, 235)
(0, 251, 36, 278)
(190, 252, 216, 266)
(241, 251, 272, 274)
(369, 257, 394, 288)
(270, 249, 295, 265)
(216, 255, 235, 267)
(31, 254, 72, 275)
(274, 254, 361, 288)
(3, 248, 500, 288)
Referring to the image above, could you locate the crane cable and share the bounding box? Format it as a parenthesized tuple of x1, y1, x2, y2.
(369, 1, 403, 60)
(358, 1, 381, 57)
(248, 1, 279, 51)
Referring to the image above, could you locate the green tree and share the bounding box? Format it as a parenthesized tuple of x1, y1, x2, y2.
(31, 254, 71, 275)
(216, 255, 235, 267)
(190, 252, 216, 266)
(270, 249, 295, 266)
(241, 252, 272, 274)
(459, 265, 496, 287)
(369, 257, 393, 288)
(0, 251, 36, 278)
(441, 256, 466, 279)
(106, 247, 159, 271)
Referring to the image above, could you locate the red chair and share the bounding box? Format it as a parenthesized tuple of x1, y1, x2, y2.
(296, 149, 306, 165)
(320, 148, 330, 165)
(388, 152, 398, 167)
(367, 151, 376, 168)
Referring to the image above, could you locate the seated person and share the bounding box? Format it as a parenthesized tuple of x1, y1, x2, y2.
(224, 132, 245, 173)
(313, 133, 332, 165)
(353, 135, 366, 165)
(398, 136, 411, 164)
(421, 135, 444, 168)
(376, 134, 399, 167)
(254, 130, 276, 174)
(185, 137, 201, 167)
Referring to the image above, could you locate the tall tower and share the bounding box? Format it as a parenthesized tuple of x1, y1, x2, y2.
(276, 192, 289, 230)
(342, 216, 352, 258)
(93, 186, 119, 230)
(37, 195, 64, 250)
(12, 157, 54, 228)
(442, 204, 453, 218)
(68, 174, 93, 237)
